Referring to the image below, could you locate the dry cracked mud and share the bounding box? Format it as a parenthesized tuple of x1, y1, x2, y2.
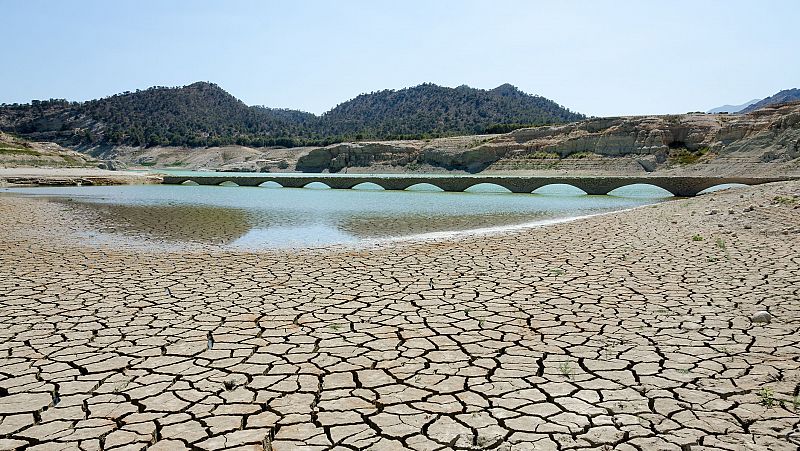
(1, 182, 799, 451)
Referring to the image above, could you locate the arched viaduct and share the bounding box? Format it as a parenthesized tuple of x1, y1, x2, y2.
(160, 174, 795, 197)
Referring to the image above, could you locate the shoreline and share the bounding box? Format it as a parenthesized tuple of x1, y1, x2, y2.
(0, 181, 798, 449)
(0, 182, 665, 254)
(0, 167, 162, 187)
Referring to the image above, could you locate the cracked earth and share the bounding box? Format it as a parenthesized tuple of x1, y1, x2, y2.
(1, 182, 799, 451)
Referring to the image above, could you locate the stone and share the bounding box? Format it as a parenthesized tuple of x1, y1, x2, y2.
(751, 311, 773, 324)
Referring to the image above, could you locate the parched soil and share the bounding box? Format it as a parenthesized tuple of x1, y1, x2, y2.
(0, 182, 799, 450)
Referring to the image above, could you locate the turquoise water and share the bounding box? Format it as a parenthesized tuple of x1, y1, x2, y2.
(3, 182, 672, 249)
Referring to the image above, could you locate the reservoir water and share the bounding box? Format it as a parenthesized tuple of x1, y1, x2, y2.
(3, 179, 674, 249)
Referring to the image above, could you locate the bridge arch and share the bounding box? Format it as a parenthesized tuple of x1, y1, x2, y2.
(405, 183, 444, 192)
(463, 182, 513, 193)
(258, 181, 284, 188)
(303, 181, 332, 189)
(532, 184, 587, 195)
(697, 183, 748, 195)
(352, 182, 385, 190)
(219, 181, 239, 187)
(181, 180, 199, 186)
(608, 183, 674, 198)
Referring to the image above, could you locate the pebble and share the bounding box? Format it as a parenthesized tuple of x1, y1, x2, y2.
(751, 311, 773, 324)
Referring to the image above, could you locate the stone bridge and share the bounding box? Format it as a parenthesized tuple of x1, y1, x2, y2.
(160, 174, 794, 197)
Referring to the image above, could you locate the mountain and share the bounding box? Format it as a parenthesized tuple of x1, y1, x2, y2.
(0, 82, 584, 149)
(707, 99, 760, 114)
(740, 88, 800, 113)
(0, 82, 317, 148)
(319, 83, 584, 138)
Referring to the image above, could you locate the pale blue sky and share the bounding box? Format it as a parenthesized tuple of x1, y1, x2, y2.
(2, 0, 798, 116)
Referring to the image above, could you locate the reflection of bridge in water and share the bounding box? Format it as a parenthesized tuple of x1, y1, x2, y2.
(161, 174, 795, 197)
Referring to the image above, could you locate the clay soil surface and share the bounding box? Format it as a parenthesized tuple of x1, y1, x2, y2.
(0, 182, 799, 450)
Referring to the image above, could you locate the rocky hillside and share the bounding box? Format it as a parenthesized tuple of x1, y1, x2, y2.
(108, 103, 799, 177)
(740, 88, 800, 113)
(4, 88, 798, 177)
(0, 132, 98, 168)
(0, 82, 583, 148)
(291, 102, 800, 175)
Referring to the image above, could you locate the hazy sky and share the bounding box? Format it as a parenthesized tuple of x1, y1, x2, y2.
(3, 0, 798, 117)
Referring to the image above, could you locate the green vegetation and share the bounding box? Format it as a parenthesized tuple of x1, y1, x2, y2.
(0, 82, 584, 149)
(715, 237, 726, 250)
(0, 146, 41, 156)
(566, 151, 596, 159)
(483, 122, 555, 134)
(669, 146, 709, 165)
(692, 234, 704, 241)
(758, 386, 775, 407)
(558, 362, 573, 379)
(528, 151, 561, 160)
(773, 195, 797, 205)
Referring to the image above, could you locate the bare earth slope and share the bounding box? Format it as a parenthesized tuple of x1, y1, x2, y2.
(0, 132, 97, 169)
(0, 181, 798, 450)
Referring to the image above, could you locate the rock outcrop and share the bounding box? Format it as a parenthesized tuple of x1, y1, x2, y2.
(292, 103, 800, 176)
(0, 132, 97, 168)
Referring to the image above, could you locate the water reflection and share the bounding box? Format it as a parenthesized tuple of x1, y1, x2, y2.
(5, 183, 668, 249)
(57, 201, 253, 245)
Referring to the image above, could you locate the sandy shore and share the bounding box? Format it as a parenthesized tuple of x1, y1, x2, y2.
(0, 168, 161, 187)
(0, 182, 799, 450)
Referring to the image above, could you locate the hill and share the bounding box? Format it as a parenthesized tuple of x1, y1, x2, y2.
(740, 88, 800, 113)
(707, 98, 760, 114)
(0, 83, 317, 148)
(0, 82, 584, 148)
(319, 83, 584, 138)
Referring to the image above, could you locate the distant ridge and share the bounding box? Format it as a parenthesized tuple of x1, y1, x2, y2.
(740, 88, 800, 113)
(0, 82, 584, 148)
(320, 83, 584, 138)
(707, 99, 760, 114)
